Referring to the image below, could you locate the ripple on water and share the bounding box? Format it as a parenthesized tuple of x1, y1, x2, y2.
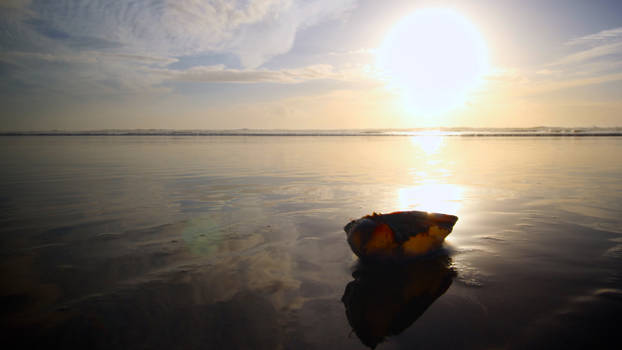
(476, 235, 505, 242)
(451, 260, 486, 288)
(603, 244, 622, 259)
(511, 287, 622, 349)
(594, 288, 622, 302)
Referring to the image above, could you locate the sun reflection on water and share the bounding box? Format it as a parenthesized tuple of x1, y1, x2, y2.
(397, 183, 464, 216)
(410, 135, 444, 155)
(402, 135, 463, 216)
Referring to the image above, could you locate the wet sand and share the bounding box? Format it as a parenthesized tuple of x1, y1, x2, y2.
(1, 136, 621, 349)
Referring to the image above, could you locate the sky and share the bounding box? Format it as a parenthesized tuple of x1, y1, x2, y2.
(1, 0, 622, 130)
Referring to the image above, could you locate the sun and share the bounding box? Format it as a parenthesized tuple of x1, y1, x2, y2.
(376, 8, 489, 116)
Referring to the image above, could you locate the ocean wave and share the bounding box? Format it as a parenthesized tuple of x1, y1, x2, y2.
(2, 127, 622, 137)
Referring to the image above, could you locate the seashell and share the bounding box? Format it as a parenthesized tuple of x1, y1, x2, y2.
(344, 211, 458, 260)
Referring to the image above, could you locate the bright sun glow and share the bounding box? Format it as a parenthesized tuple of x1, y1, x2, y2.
(376, 8, 489, 116)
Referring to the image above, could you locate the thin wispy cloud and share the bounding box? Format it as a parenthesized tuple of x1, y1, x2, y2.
(554, 26, 622, 74)
(488, 26, 622, 95)
(551, 42, 622, 67)
(154, 64, 365, 84)
(565, 27, 622, 47)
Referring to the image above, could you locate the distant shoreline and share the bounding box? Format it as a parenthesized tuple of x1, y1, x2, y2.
(1, 128, 621, 137)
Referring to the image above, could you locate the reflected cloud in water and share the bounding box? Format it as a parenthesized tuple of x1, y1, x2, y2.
(341, 253, 455, 348)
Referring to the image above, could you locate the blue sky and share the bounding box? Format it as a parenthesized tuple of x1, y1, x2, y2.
(1, 0, 622, 130)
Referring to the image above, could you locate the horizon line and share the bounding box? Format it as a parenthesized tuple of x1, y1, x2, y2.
(2, 126, 622, 133)
(2, 126, 622, 137)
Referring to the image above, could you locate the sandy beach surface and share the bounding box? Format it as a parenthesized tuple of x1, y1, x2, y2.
(1, 135, 621, 349)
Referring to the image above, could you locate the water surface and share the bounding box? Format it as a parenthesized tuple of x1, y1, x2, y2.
(1, 136, 621, 349)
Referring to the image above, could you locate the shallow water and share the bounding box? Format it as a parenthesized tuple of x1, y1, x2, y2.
(1, 136, 621, 349)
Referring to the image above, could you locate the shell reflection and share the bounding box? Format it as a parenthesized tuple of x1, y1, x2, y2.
(341, 254, 455, 348)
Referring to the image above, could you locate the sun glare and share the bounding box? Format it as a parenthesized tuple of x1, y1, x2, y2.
(397, 184, 464, 216)
(410, 135, 444, 155)
(376, 8, 489, 116)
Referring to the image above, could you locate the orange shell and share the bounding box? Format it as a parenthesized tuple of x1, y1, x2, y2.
(344, 211, 458, 260)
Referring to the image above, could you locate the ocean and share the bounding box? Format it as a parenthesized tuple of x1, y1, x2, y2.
(1, 133, 621, 349)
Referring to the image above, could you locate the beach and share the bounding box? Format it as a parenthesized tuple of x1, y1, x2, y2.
(1, 134, 621, 349)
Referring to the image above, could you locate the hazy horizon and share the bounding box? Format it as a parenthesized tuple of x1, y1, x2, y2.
(3, 126, 622, 133)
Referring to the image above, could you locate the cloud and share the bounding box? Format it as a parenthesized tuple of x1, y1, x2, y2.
(551, 42, 622, 67)
(326, 48, 374, 56)
(486, 27, 622, 96)
(21, 0, 356, 67)
(200, 87, 400, 129)
(545, 28, 622, 90)
(0, 50, 174, 96)
(549, 26, 622, 76)
(565, 27, 622, 47)
(155, 64, 358, 84)
(0, 0, 30, 8)
(525, 72, 622, 94)
(0, 0, 358, 96)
